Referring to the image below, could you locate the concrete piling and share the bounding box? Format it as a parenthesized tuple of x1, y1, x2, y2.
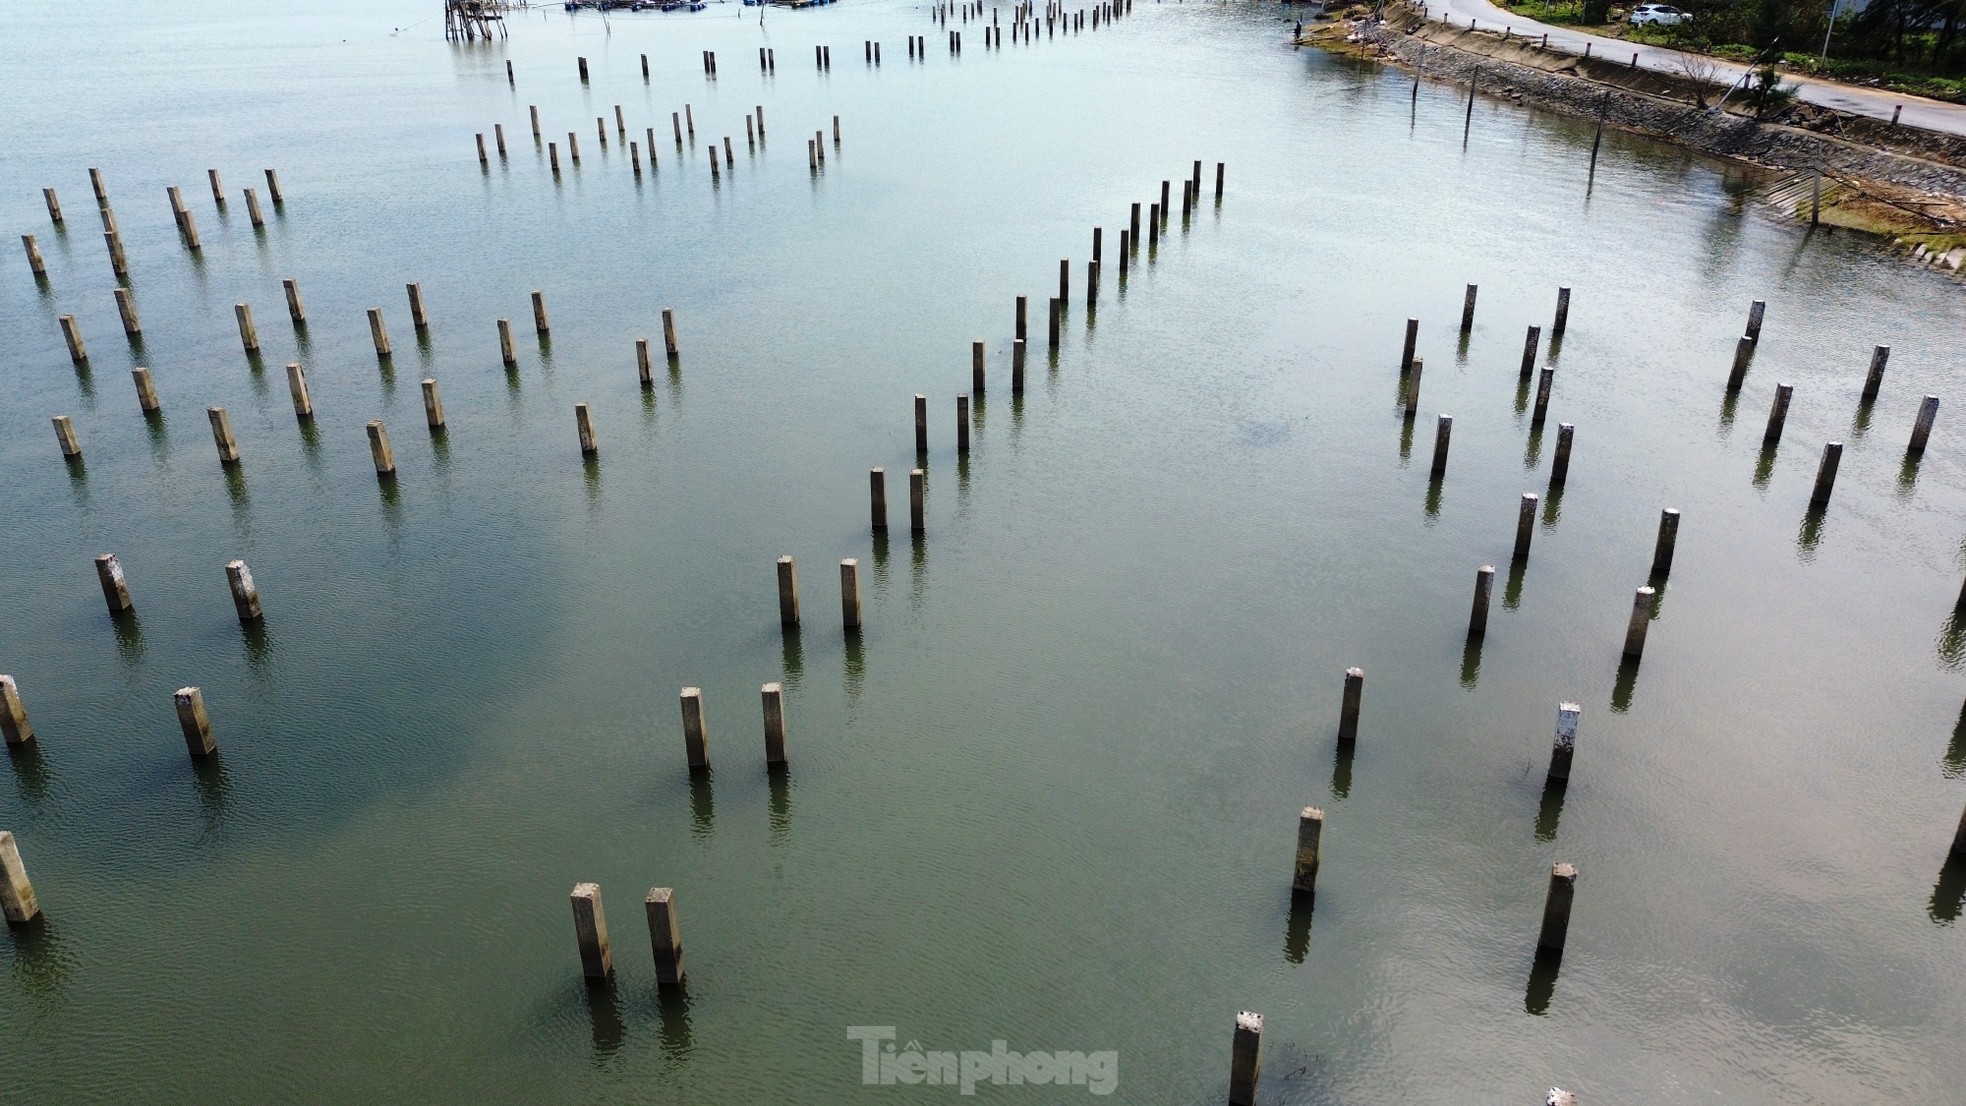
(762, 683, 789, 764)
(645, 887, 686, 984)
(1547, 702, 1580, 783)
(615, 104, 627, 135)
(1338, 669, 1364, 745)
(367, 420, 396, 477)
(914, 393, 930, 452)
(870, 467, 889, 531)
(1531, 367, 1555, 426)
(1012, 339, 1026, 394)
(209, 407, 241, 465)
(174, 686, 216, 756)
(957, 394, 971, 453)
(1861, 345, 1890, 402)
(1118, 230, 1130, 274)
(367, 308, 392, 357)
(168, 184, 188, 229)
(575, 403, 599, 457)
(1087, 259, 1099, 307)
(1048, 297, 1061, 350)
(477, 132, 489, 164)
(1549, 424, 1575, 488)
(132, 368, 161, 414)
(1401, 317, 1419, 372)
(499, 319, 517, 365)
(1148, 203, 1159, 246)
(1727, 336, 1754, 392)
(972, 340, 986, 395)
(94, 553, 133, 613)
(662, 309, 680, 356)
(685, 105, 695, 138)
(264, 168, 284, 205)
(1520, 326, 1541, 380)
(52, 414, 82, 460)
(1215, 161, 1225, 200)
(105, 229, 129, 276)
(1623, 586, 1656, 658)
(1764, 383, 1793, 446)
(680, 687, 711, 771)
(286, 362, 314, 420)
(1649, 509, 1680, 579)
(1537, 862, 1578, 953)
(577, 56, 590, 82)
(1431, 415, 1452, 478)
(0, 833, 40, 925)
(1291, 807, 1324, 892)
(208, 168, 225, 205)
(777, 556, 801, 626)
(841, 558, 863, 630)
(1909, 395, 1941, 454)
(225, 560, 263, 623)
(570, 883, 612, 979)
(235, 302, 261, 354)
(1130, 201, 1141, 244)
(22, 234, 46, 277)
(59, 315, 88, 363)
(532, 105, 542, 138)
(1016, 295, 1028, 341)
(90, 167, 108, 206)
(636, 339, 654, 386)
(1228, 1011, 1263, 1106)
(568, 132, 580, 163)
(115, 288, 142, 335)
(422, 379, 445, 429)
(0, 677, 32, 747)
(1745, 299, 1766, 342)
(1469, 565, 1495, 639)
(495, 123, 507, 156)
(43, 187, 62, 224)
(1058, 259, 1069, 304)
(1553, 287, 1571, 337)
(910, 468, 926, 534)
(407, 282, 429, 329)
(1513, 492, 1539, 561)
(1404, 358, 1423, 414)
(1460, 284, 1478, 331)
(283, 278, 306, 324)
(1810, 442, 1843, 507)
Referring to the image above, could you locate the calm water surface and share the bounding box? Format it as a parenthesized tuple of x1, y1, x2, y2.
(3, 1, 1964, 1102)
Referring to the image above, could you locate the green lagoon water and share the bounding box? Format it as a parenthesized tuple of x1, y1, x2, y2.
(3, 1, 1965, 1102)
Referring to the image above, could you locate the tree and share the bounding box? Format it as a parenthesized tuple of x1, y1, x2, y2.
(1674, 51, 1726, 105)
(1743, 65, 1799, 116)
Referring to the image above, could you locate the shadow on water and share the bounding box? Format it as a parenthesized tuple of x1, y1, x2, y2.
(585, 977, 626, 1061)
(1397, 412, 1414, 463)
(1523, 424, 1544, 469)
(1330, 741, 1354, 800)
(1283, 890, 1314, 965)
(1524, 948, 1563, 1015)
(7, 916, 71, 997)
(1718, 389, 1740, 433)
(1513, 373, 1531, 416)
(192, 754, 233, 840)
(1796, 504, 1828, 561)
(1937, 607, 1966, 672)
(1541, 486, 1565, 529)
(1752, 443, 1778, 489)
(1460, 639, 1483, 689)
(1535, 779, 1568, 842)
(1851, 395, 1876, 441)
(1503, 559, 1527, 611)
(688, 771, 714, 840)
(1930, 849, 1966, 924)
(243, 620, 276, 682)
(768, 766, 792, 843)
(780, 628, 804, 692)
(1610, 655, 1642, 714)
(1424, 474, 1443, 520)
(583, 456, 603, 507)
(1898, 451, 1923, 497)
(656, 978, 695, 1069)
(844, 631, 866, 706)
(910, 533, 927, 608)
(870, 530, 890, 591)
(111, 609, 145, 668)
(7, 741, 53, 804)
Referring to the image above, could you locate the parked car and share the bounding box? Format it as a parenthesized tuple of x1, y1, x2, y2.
(1629, 4, 1690, 25)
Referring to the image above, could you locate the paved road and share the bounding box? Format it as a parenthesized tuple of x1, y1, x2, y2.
(1416, 0, 1966, 137)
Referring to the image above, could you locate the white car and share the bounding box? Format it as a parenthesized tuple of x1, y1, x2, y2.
(1629, 4, 1690, 25)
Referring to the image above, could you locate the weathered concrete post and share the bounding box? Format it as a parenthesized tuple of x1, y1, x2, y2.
(870, 467, 888, 531)
(1549, 424, 1575, 488)
(1012, 339, 1027, 394)
(777, 556, 801, 626)
(235, 303, 261, 354)
(245, 187, 267, 228)
(422, 379, 445, 429)
(1548, 1089, 1578, 1106)
(1291, 806, 1323, 892)
(225, 560, 264, 623)
(1228, 1011, 1263, 1106)
(1547, 702, 1581, 783)
(283, 278, 307, 324)
(1430, 415, 1452, 478)
(662, 309, 680, 356)
(645, 887, 686, 983)
(1469, 565, 1496, 639)
(1537, 862, 1578, 953)
(53, 416, 83, 460)
(175, 687, 216, 756)
(367, 308, 392, 357)
(1015, 295, 1028, 341)
(1861, 345, 1890, 402)
(1727, 336, 1754, 392)
(1058, 258, 1069, 302)
(1048, 297, 1061, 350)
(1338, 669, 1364, 745)
(548, 142, 560, 173)
(570, 883, 612, 979)
(1909, 395, 1941, 454)
(209, 407, 241, 465)
(90, 166, 108, 205)
(762, 683, 789, 764)
(43, 187, 63, 224)
(1460, 284, 1478, 331)
(285, 362, 313, 420)
(498, 319, 517, 366)
(575, 403, 599, 457)
(477, 132, 489, 164)
(1513, 492, 1539, 561)
(680, 687, 711, 771)
(93, 552, 134, 613)
(22, 234, 47, 278)
(59, 315, 88, 363)
(1401, 317, 1419, 372)
(634, 339, 655, 387)
(1520, 325, 1541, 380)
(532, 105, 543, 139)
(367, 420, 396, 478)
(133, 368, 161, 415)
(1215, 161, 1225, 200)
(910, 469, 926, 534)
(972, 340, 986, 395)
(1532, 367, 1555, 426)
(1552, 286, 1571, 338)
(495, 123, 507, 156)
(0, 833, 39, 925)
(105, 229, 130, 276)
(1764, 383, 1793, 446)
(1650, 509, 1680, 579)
(115, 288, 142, 335)
(914, 393, 929, 452)
(1404, 358, 1423, 415)
(841, 558, 863, 630)
(0, 677, 32, 746)
(1810, 442, 1843, 507)
(1623, 587, 1656, 658)
(957, 394, 971, 453)
(264, 168, 284, 205)
(1130, 201, 1141, 244)
(531, 290, 550, 335)
(407, 283, 430, 329)
(1744, 299, 1766, 342)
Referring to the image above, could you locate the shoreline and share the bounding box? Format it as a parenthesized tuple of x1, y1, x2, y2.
(1302, 4, 1966, 271)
